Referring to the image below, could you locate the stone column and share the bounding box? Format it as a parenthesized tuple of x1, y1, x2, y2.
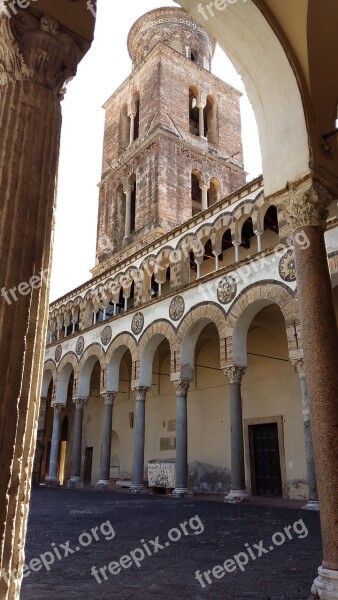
(234, 241, 240, 263)
(291, 358, 319, 511)
(130, 387, 149, 493)
(68, 398, 87, 488)
(198, 103, 205, 138)
(224, 366, 248, 502)
(129, 112, 136, 145)
(97, 393, 116, 488)
(200, 183, 209, 211)
(32, 397, 47, 485)
(172, 380, 191, 497)
(124, 185, 132, 238)
(0, 10, 87, 600)
(255, 231, 262, 252)
(45, 404, 63, 487)
(285, 179, 338, 599)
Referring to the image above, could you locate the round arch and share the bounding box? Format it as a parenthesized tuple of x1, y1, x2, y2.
(77, 344, 105, 397)
(138, 321, 177, 387)
(177, 0, 310, 195)
(106, 333, 138, 391)
(177, 303, 231, 376)
(55, 353, 79, 404)
(226, 282, 299, 366)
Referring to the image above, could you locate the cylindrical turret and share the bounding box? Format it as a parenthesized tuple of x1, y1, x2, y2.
(127, 7, 216, 71)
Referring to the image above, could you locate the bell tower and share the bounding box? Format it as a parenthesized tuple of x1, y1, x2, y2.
(94, 7, 245, 273)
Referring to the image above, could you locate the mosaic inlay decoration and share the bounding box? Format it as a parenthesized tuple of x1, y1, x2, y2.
(169, 296, 185, 321)
(217, 275, 237, 304)
(75, 336, 84, 356)
(131, 312, 144, 335)
(101, 325, 112, 346)
(279, 249, 296, 282)
(55, 345, 62, 363)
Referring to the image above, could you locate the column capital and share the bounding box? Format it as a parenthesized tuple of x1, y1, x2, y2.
(173, 380, 190, 396)
(0, 10, 87, 96)
(290, 356, 305, 376)
(132, 387, 149, 401)
(123, 183, 132, 195)
(224, 366, 246, 384)
(199, 182, 209, 191)
(283, 178, 333, 233)
(51, 403, 64, 414)
(73, 397, 87, 409)
(101, 392, 117, 405)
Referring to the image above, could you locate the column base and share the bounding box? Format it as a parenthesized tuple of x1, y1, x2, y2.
(129, 483, 148, 494)
(224, 489, 249, 503)
(312, 567, 338, 599)
(45, 477, 59, 488)
(303, 499, 320, 511)
(172, 487, 193, 498)
(96, 480, 112, 490)
(67, 477, 84, 489)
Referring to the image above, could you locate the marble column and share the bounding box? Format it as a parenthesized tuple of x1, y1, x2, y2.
(124, 185, 132, 238)
(285, 179, 338, 599)
(198, 103, 205, 138)
(200, 183, 209, 211)
(224, 366, 248, 502)
(172, 380, 191, 497)
(68, 398, 87, 488)
(45, 404, 63, 487)
(0, 10, 88, 600)
(129, 112, 136, 145)
(291, 358, 319, 511)
(97, 393, 116, 488)
(130, 387, 149, 493)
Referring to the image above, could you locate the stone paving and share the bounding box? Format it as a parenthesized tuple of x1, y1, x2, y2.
(20, 488, 322, 600)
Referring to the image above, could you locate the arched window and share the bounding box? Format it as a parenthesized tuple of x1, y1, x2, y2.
(191, 173, 202, 216)
(263, 205, 279, 234)
(189, 86, 199, 136)
(240, 217, 255, 249)
(208, 179, 220, 206)
(120, 104, 130, 151)
(191, 49, 199, 64)
(204, 95, 217, 143)
(132, 94, 140, 142)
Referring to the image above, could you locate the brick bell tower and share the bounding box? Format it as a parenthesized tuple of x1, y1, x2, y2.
(94, 6, 245, 273)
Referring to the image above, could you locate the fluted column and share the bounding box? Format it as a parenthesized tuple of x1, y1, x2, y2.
(224, 366, 248, 502)
(45, 404, 64, 486)
(291, 358, 319, 511)
(130, 387, 149, 493)
(172, 380, 191, 497)
(0, 10, 88, 600)
(68, 398, 87, 487)
(283, 179, 338, 599)
(97, 392, 116, 488)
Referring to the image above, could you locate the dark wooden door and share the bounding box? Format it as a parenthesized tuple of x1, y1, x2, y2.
(83, 447, 93, 486)
(250, 423, 282, 497)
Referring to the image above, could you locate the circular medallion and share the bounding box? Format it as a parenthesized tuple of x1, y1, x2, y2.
(279, 249, 296, 282)
(101, 325, 112, 346)
(55, 345, 62, 363)
(217, 275, 237, 305)
(75, 336, 84, 356)
(131, 312, 144, 336)
(169, 296, 185, 321)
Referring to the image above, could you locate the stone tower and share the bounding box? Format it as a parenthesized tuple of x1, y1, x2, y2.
(94, 7, 245, 273)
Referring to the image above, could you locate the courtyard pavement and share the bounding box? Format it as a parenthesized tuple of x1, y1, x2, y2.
(20, 487, 321, 600)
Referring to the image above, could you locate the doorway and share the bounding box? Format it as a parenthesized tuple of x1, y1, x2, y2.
(249, 422, 282, 497)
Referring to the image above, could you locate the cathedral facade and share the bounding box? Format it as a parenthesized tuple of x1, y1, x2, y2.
(38, 7, 338, 503)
